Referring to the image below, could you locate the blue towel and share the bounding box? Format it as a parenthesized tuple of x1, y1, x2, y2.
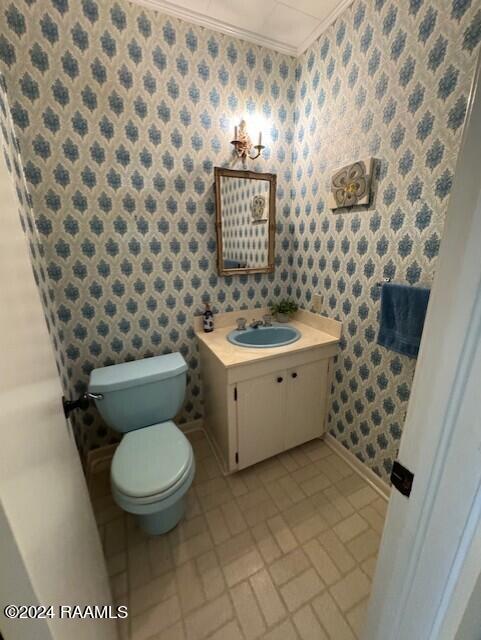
(377, 283, 430, 358)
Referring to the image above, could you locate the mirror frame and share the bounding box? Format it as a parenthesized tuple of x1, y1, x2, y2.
(214, 167, 277, 276)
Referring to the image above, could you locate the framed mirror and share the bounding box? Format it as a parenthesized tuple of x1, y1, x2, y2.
(214, 167, 276, 276)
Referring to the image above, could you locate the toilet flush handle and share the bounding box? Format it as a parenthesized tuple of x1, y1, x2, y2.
(86, 392, 104, 401)
(62, 391, 104, 418)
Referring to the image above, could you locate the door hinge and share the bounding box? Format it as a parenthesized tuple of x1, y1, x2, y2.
(234, 387, 237, 401)
(235, 452, 239, 464)
(391, 460, 414, 497)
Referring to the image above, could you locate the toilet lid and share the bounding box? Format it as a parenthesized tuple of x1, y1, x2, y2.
(111, 422, 193, 499)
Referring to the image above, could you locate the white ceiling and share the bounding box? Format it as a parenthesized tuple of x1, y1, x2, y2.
(131, 0, 353, 57)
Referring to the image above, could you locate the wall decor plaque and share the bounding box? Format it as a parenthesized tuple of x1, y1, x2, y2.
(329, 157, 374, 209)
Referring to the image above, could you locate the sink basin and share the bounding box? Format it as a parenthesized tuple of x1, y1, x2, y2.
(227, 324, 301, 348)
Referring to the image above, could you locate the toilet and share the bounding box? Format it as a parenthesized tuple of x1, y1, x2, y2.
(88, 353, 195, 535)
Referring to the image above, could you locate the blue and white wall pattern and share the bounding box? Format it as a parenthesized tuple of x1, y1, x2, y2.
(0, 0, 295, 456)
(0, 0, 479, 479)
(290, 0, 480, 479)
(221, 177, 269, 268)
(0, 78, 70, 394)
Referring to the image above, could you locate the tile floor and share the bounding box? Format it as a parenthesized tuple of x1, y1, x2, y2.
(90, 431, 387, 640)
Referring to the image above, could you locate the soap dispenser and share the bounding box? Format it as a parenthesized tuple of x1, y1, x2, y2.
(203, 303, 214, 333)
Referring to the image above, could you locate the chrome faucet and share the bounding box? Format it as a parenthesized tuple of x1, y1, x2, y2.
(249, 319, 263, 329)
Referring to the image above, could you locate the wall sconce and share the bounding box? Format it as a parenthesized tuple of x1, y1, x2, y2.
(230, 119, 265, 167)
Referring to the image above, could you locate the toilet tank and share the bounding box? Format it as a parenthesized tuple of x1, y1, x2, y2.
(88, 353, 187, 433)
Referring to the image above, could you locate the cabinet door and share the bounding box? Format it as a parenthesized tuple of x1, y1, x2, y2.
(285, 359, 329, 450)
(236, 371, 286, 469)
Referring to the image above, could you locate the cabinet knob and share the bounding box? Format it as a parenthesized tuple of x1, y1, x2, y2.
(291, 372, 298, 379)
(277, 377, 283, 383)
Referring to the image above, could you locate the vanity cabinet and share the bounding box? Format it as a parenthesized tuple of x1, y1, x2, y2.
(285, 359, 330, 451)
(199, 334, 338, 473)
(237, 359, 329, 469)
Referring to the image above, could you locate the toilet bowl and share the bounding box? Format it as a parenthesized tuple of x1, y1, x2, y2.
(111, 421, 195, 535)
(89, 353, 195, 535)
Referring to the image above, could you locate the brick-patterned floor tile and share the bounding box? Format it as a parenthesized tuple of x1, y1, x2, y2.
(171, 530, 213, 566)
(347, 486, 379, 510)
(184, 593, 233, 640)
(251, 521, 283, 564)
(93, 432, 388, 640)
(175, 560, 206, 613)
(209, 620, 244, 640)
(292, 513, 328, 544)
(329, 568, 371, 612)
(317, 529, 357, 574)
(128, 542, 152, 590)
(223, 547, 264, 587)
(216, 529, 256, 566)
(236, 487, 271, 512)
(221, 500, 248, 535)
(309, 492, 344, 526)
(333, 513, 369, 543)
(267, 515, 298, 553)
(129, 571, 177, 617)
(269, 547, 310, 586)
(300, 473, 331, 497)
(196, 550, 226, 601)
(361, 556, 378, 580)
(280, 568, 324, 613)
(359, 504, 386, 534)
(347, 598, 369, 639)
(231, 580, 267, 640)
(346, 529, 381, 563)
(293, 604, 328, 640)
(335, 474, 367, 497)
(303, 538, 341, 586)
(250, 569, 287, 627)
(323, 486, 356, 518)
(151, 621, 185, 640)
(130, 595, 181, 640)
(243, 498, 280, 528)
(204, 506, 231, 545)
(262, 619, 299, 640)
(282, 498, 317, 529)
(312, 592, 356, 640)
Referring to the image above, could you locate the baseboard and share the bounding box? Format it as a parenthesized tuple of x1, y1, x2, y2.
(86, 422, 390, 502)
(324, 433, 391, 501)
(178, 418, 204, 434)
(86, 419, 205, 482)
(202, 423, 233, 476)
(86, 443, 119, 479)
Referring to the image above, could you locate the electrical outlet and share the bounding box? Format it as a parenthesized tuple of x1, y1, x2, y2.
(313, 293, 323, 313)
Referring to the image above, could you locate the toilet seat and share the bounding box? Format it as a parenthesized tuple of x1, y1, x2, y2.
(111, 421, 194, 504)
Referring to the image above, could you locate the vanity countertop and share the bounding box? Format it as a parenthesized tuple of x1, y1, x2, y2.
(195, 308, 342, 368)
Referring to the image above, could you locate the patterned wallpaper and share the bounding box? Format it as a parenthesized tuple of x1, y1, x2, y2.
(0, 78, 70, 392)
(290, 0, 480, 480)
(0, 0, 479, 479)
(221, 177, 269, 268)
(0, 0, 295, 456)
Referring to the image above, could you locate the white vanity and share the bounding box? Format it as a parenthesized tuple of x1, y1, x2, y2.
(195, 309, 342, 472)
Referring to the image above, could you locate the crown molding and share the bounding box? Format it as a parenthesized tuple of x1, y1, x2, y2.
(129, 0, 298, 57)
(129, 0, 355, 59)
(296, 0, 355, 56)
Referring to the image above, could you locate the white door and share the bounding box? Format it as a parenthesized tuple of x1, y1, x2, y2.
(236, 371, 286, 468)
(0, 131, 117, 638)
(285, 359, 329, 450)
(365, 55, 481, 640)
